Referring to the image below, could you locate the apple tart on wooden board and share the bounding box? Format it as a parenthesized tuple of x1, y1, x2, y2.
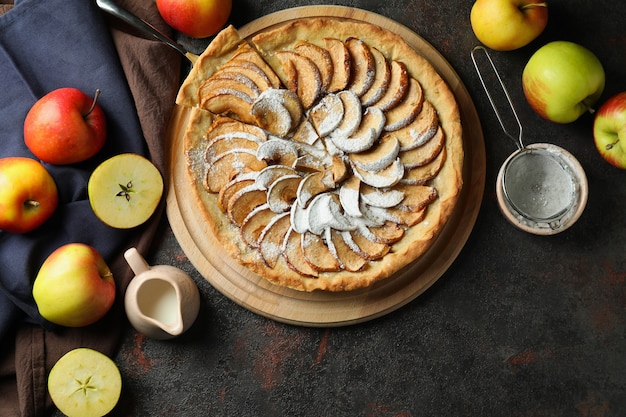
(177, 18, 463, 292)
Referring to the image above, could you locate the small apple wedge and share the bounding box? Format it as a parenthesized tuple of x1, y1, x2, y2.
(88, 153, 163, 229)
(48, 348, 122, 417)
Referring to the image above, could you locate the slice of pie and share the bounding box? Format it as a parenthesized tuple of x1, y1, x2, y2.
(178, 18, 463, 292)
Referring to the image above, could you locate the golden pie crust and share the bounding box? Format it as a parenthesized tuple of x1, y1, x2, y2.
(177, 18, 463, 292)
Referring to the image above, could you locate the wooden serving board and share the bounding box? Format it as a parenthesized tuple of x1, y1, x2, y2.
(165, 6, 486, 327)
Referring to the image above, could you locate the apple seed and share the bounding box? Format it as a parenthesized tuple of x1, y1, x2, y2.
(116, 181, 134, 202)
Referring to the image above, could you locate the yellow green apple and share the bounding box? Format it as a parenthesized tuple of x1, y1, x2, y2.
(24, 87, 106, 165)
(470, 0, 548, 51)
(88, 153, 164, 229)
(48, 348, 122, 417)
(522, 41, 605, 124)
(32, 243, 115, 327)
(593, 92, 626, 169)
(156, 0, 232, 38)
(0, 157, 58, 233)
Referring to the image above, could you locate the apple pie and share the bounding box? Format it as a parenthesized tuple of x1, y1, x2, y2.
(177, 18, 463, 291)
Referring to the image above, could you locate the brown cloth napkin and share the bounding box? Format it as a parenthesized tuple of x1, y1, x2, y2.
(0, 1, 182, 416)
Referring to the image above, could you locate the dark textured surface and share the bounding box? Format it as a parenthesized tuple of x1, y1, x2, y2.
(78, 0, 626, 416)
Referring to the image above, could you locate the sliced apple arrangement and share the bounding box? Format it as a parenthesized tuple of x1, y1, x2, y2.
(48, 348, 122, 417)
(196, 35, 447, 277)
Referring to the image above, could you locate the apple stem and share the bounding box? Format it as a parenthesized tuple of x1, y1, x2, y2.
(86, 89, 102, 117)
(521, 2, 547, 10)
(24, 199, 40, 209)
(606, 139, 619, 151)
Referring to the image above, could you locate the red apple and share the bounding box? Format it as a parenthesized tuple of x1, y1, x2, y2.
(156, 0, 232, 39)
(470, 0, 548, 51)
(593, 92, 626, 169)
(24, 88, 106, 165)
(0, 157, 58, 233)
(32, 243, 116, 327)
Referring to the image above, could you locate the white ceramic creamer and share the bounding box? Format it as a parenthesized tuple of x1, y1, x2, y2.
(123, 247, 200, 339)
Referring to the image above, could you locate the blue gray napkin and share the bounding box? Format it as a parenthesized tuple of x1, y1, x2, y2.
(0, 0, 181, 415)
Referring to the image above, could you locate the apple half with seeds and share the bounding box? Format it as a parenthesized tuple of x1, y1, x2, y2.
(88, 153, 163, 229)
(48, 348, 122, 417)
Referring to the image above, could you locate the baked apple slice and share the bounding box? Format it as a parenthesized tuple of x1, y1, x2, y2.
(226, 184, 267, 226)
(217, 171, 258, 212)
(393, 101, 439, 151)
(295, 41, 334, 92)
(323, 37, 351, 92)
(349, 134, 400, 172)
(399, 126, 445, 169)
(330, 107, 385, 153)
(282, 227, 319, 277)
(328, 229, 367, 272)
(338, 176, 362, 218)
(345, 37, 375, 97)
(230, 44, 282, 89)
(401, 147, 446, 185)
(296, 170, 334, 208)
(371, 60, 409, 111)
(329, 90, 362, 139)
(352, 157, 404, 188)
(276, 50, 323, 109)
(309, 93, 344, 137)
(302, 231, 341, 272)
(205, 149, 266, 193)
(258, 211, 291, 268)
(255, 165, 299, 190)
(360, 184, 405, 208)
(360, 46, 391, 107)
(267, 174, 302, 213)
(384, 77, 424, 131)
(88, 153, 163, 229)
(240, 204, 277, 247)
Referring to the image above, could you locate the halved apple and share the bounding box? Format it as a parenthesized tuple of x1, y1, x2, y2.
(48, 348, 122, 417)
(88, 153, 163, 229)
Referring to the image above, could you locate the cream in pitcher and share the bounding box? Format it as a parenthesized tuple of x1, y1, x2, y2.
(123, 247, 200, 339)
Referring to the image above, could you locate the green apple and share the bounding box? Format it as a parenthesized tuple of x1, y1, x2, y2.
(88, 153, 163, 229)
(470, 0, 548, 51)
(593, 92, 626, 169)
(48, 348, 122, 417)
(0, 157, 58, 233)
(24, 88, 106, 165)
(522, 41, 605, 123)
(32, 243, 115, 327)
